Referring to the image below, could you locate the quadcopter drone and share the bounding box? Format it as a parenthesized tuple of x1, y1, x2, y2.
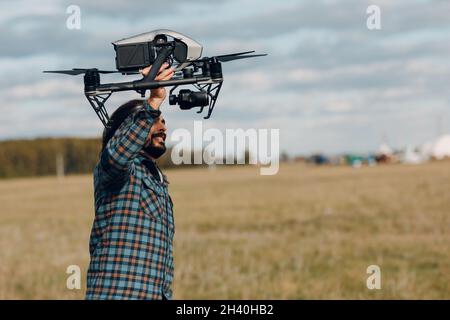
(44, 29, 266, 127)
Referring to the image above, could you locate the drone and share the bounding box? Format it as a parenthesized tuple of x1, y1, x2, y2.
(44, 29, 267, 127)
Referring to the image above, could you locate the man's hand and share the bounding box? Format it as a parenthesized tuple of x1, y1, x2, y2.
(140, 63, 175, 110)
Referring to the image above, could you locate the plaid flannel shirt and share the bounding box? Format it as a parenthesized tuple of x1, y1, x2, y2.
(86, 103, 175, 300)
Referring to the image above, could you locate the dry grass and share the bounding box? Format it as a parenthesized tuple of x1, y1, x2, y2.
(0, 161, 449, 299)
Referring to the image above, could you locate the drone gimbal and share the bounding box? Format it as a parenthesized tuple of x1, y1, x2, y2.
(44, 29, 266, 127)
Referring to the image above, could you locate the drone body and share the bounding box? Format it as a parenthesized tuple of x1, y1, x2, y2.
(113, 29, 203, 73)
(44, 30, 266, 126)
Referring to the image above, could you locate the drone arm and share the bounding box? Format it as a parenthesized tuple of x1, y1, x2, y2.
(134, 76, 213, 90)
(92, 76, 213, 94)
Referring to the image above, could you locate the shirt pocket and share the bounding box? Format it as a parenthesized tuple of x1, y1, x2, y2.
(141, 176, 164, 221)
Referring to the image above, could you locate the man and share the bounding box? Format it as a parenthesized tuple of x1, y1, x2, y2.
(86, 63, 175, 299)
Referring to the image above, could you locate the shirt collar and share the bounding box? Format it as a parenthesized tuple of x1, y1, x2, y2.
(137, 151, 169, 185)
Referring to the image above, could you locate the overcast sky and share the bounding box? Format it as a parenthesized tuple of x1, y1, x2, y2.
(1, 0, 449, 155)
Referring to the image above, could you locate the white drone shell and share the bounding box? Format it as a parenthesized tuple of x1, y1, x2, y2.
(113, 29, 203, 71)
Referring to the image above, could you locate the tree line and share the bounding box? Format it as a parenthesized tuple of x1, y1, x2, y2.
(0, 138, 101, 178)
(0, 137, 247, 179)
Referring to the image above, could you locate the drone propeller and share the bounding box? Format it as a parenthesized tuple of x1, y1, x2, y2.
(215, 50, 255, 58)
(192, 51, 267, 63)
(216, 53, 267, 62)
(215, 50, 267, 62)
(43, 68, 123, 76)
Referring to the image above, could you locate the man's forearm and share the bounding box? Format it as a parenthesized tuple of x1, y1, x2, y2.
(147, 97, 164, 110)
(101, 108, 158, 178)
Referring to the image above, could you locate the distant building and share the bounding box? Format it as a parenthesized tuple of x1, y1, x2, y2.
(378, 143, 393, 157)
(429, 135, 450, 160)
(376, 143, 396, 164)
(418, 134, 450, 161)
(401, 145, 424, 165)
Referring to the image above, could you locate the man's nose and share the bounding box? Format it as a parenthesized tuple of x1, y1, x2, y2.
(157, 119, 167, 132)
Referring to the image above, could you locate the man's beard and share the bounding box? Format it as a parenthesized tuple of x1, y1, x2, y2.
(143, 132, 167, 159)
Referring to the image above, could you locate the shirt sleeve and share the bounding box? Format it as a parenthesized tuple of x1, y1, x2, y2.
(99, 102, 160, 184)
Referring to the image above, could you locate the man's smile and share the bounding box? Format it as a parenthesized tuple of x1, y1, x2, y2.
(152, 132, 166, 144)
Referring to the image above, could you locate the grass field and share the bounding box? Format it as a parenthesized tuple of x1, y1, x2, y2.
(0, 161, 449, 299)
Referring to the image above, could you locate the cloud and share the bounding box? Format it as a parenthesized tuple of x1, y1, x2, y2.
(0, 0, 450, 155)
(5, 79, 82, 100)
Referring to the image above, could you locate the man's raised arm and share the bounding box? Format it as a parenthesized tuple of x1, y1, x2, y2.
(98, 63, 174, 183)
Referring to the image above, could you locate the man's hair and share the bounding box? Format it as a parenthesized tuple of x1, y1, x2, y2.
(102, 99, 145, 151)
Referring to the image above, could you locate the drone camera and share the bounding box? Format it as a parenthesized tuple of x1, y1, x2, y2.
(169, 89, 209, 110)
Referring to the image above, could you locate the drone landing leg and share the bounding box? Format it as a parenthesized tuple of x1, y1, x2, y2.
(193, 83, 223, 119)
(85, 93, 112, 127)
